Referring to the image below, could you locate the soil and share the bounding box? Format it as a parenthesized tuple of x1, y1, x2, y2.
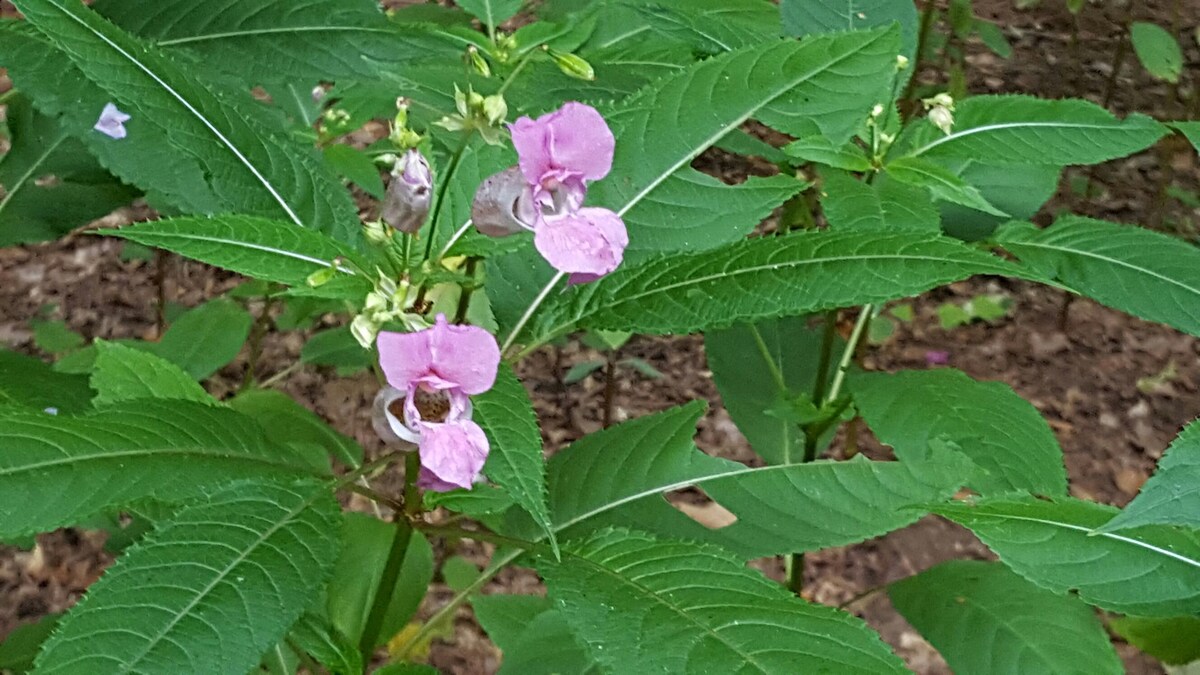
(2, 0, 1199, 674)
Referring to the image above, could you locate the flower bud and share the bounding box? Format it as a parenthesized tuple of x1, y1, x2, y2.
(351, 314, 381, 349)
(925, 93, 955, 110)
(306, 265, 337, 288)
(381, 150, 433, 234)
(472, 167, 536, 237)
(467, 45, 492, 77)
(482, 94, 508, 126)
(928, 105, 955, 135)
(870, 103, 885, 119)
(363, 219, 391, 246)
(547, 47, 595, 81)
(895, 55, 910, 71)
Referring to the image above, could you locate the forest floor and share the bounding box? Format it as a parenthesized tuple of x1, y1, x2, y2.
(1, 0, 1199, 673)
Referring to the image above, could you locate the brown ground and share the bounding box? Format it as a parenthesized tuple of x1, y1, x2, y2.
(1, 0, 1199, 673)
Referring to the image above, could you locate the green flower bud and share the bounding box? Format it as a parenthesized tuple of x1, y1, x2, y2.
(363, 219, 391, 246)
(467, 45, 492, 78)
(350, 314, 380, 349)
(482, 94, 508, 126)
(546, 47, 595, 81)
(306, 265, 337, 288)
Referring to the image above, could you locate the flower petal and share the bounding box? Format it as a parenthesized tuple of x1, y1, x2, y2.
(472, 167, 536, 237)
(93, 102, 130, 140)
(426, 315, 500, 395)
(377, 329, 433, 390)
(534, 207, 628, 277)
(510, 115, 553, 186)
(418, 419, 489, 491)
(546, 102, 614, 181)
(372, 386, 420, 445)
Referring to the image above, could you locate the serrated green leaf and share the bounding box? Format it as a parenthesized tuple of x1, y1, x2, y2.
(105, 215, 365, 289)
(784, 136, 871, 171)
(0, 400, 323, 539)
(526, 230, 1031, 346)
(472, 364, 556, 553)
(92, 0, 462, 85)
(563, 359, 606, 384)
(705, 316, 840, 465)
(0, 349, 93, 413)
(326, 514, 434, 649)
(0, 613, 59, 671)
(1131, 22, 1183, 83)
(715, 129, 789, 164)
(2, 3, 359, 244)
(507, 402, 972, 558)
(152, 298, 253, 380)
(782, 0, 920, 66)
(931, 496, 1200, 617)
(936, 160, 1061, 241)
(629, 0, 779, 54)
(890, 560, 1122, 675)
(589, 28, 899, 260)
(289, 614, 363, 675)
(997, 217, 1200, 338)
(31, 319, 85, 355)
(35, 479, 340, 675)
(1099, 419, 1200, 532)
(324, 145, 385, 199)
(473, 595, 598, 675)
(0, 95, 137, 246)
(887, 156, 1009, 216)
(899, 96, 1166, 166)
(229, 389, 363, 469)
(1174, 121, 1200, 154)
(91, 340, 212, 406)
(1109, 615, 1200, 666)
(456, 0, 523, 30)
(539, 528, 908, 674)
(822, 170, 941, 232)
(851, 368, 1066, 495)
(976, 20, 1013, 58)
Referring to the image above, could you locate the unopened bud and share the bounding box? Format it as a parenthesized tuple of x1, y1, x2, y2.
(928, 105, 955, 135)
(381, 149, 433, 233)
(482, 94, 507, 126)
(895, 55, 910, 71)
(363, 219, 391, 246)
(467, 45, 492, 77)
(306, 265, 337, 287)
(870, 104, 885, 118)
(351, 314, 381, 349)
(547, 47, 595, 81)
(925, 93, 955, 110)
(472, 167, 536, 238)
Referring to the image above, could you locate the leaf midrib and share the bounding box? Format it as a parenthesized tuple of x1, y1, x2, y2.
(117, 487, 323, 674)
(39, 0, 304, 226)
(613, 30, 890, 219)
(0, 131, 69, 223)
(908, 121, 1149, 158)
(155, 24, 396, 46)
(0, 446, 317, 477)
(1005, 238, 1200, 299)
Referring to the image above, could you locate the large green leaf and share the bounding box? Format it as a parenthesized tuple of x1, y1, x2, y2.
(889, 560, 1122, 675)
(507, 402, 972, 558)
(525, 230, 1030, 346)
(90, 340, 212, 406)
(2, 2, 359, 244)
(472, 595, 598, 675)
(851, 369, 1066, 496)
(456, 0, 523, 30)
(590, 27, 899, 260)
(91, 0, 462, 85)
(932, 496, 1200, 617)
(1099, 419, 1200, 532)
(1174, 121, 1200, 154)
(35, 479, 340, 675)
(0, 349, 93, 413)
(628, 0, 780, 54)
(886, 156, 1009, 216)
(781, 0, 920, 65)
(997, 217, 1200, 337)
(472, 364, 556, 553)
(1109, 615, 1200, 666)
(0, 400, 323, 539)
(105, 216, 366, 289)
(539, 529, 908, 674)
(0, 95, 137, 246)
(705, 316, 840, 465)
(151, 298, 253, 380)
(821, 170, 941, 233)
(898, 96, 1166, 166)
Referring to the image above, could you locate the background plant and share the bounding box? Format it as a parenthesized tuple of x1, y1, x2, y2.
(0, 0, 1199, 673)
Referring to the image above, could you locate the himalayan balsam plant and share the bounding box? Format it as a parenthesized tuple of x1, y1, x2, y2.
(0, 0, 1199, 673)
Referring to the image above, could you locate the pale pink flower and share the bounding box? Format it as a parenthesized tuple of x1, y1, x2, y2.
(381, 149, 432, 234)
(375, 315, 500, 491)
(510, 101, 614, 210)
(93, 103, 130, 140)
(925, 350, 951, 366)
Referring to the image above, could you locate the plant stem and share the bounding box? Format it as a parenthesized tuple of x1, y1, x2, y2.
(500, 270, 566, 356)
(748, 324, 787, 393)
(343, 482, 405, 512)
(453, 257, 480, 324)
(357, 518, 414, 658)
(810, 311, 838, 403)
(900, 2, 937, 119)
(826, 304, 873, 405)
(403, 451, 422, 517)
(260, 361, 303, 389)
(154, 250, 169, 338)
(239, 293, 276, 392)
(422, 135, 473, 263)
(437, 219, 475, 261)
(602, 349, 617, 428)
(497, 48, 540, 97)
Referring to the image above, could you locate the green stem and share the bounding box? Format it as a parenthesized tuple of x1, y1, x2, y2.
(826, 304, 873, 405)
(748, 325, 787, 393)
(422, 135, 473, 263)
(403, 451, 422, 517)
(239, 293, 277, 392)
(453, 257, 480, 324)
(0, 89, 15, 106)
(810, 311, 838, 403)
(497, 48, 540, 97)
(357, 518, 414, 658)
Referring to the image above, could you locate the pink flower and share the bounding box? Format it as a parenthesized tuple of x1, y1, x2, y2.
(510, 102, 614, 209)
(925, 350, 951, 366)
(93, 103, 130, 140)
(382, 149, 432, 234)
(375, 315, 500, 491)
(473, 102, 628, 280)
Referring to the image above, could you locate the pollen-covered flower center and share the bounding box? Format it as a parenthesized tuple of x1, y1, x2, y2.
(410, 386, 452, 423)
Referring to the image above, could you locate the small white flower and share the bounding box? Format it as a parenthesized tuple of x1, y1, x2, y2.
(93, 103, 130, 140)
(928, 106, 955, 135)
